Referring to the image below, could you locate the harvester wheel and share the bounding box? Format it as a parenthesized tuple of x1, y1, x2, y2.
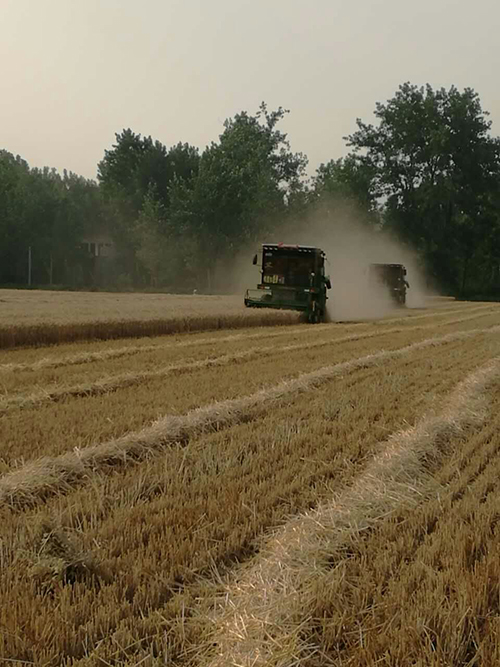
(307, 302, 322, 324)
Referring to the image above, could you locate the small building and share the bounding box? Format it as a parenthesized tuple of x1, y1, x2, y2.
(76, 232, 117, 286)
(80, 233, 116, 259)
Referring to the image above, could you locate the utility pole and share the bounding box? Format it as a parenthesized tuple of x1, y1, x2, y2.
(28, 246, 32, 287)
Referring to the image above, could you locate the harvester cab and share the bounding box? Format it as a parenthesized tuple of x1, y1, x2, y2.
(369, 263, 409, 306)
(244, 243, 331, 323)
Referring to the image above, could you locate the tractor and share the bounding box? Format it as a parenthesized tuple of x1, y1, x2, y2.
(244, 243, 331, 323)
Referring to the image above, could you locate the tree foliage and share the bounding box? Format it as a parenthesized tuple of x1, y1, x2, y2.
(313, 155, 377, 218)
(0, 151, 101, 285)
(98, 130, 199, 212)
(346, 83, 500, 293)
(2, 90, 500, 296)
(158, 103, 308, 286)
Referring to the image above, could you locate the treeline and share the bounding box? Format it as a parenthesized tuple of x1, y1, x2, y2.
(0, 157, 105, 287)
(1, 86, 500, 296)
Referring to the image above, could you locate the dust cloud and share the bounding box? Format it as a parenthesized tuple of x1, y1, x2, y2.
(227, 197, 432, 322)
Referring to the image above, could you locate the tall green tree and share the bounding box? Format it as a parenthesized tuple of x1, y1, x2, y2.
(313, 155, 377, 219)
(346, 83, 500, 293)
(97, 131, 200, 284)
(98, 130, 199, 212)
(0, 150, 108, 287)
(172, 103, 307, 287)
(0, 151, 30, 282)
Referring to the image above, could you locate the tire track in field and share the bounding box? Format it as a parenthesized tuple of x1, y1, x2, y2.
(1, 327, 499, 509)
(0, 304, 494, 374)
(1, 319, 498, 415)
(201, 356, 500, 667)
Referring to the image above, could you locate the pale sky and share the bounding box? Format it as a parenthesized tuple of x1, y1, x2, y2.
(1, 0, 498, 180)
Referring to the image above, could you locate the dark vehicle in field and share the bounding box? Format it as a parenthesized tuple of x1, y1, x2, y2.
(244, 243, 331, 323)
(369, 263, 409, 306)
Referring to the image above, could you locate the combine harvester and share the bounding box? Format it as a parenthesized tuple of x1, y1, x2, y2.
(369, 263, 409, 306)
(244, 243, 331, 323)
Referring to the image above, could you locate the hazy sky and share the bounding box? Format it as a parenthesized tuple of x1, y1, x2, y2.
(1, 0, 498, 180)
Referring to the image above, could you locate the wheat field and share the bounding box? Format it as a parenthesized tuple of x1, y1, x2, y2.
(2, 296, 500, 665)
(0, 289, 299, 348)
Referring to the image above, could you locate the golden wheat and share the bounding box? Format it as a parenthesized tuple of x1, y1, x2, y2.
(2, 302, 500, 666)
(7, 313, 498, 470)
(4, 320, 497, 415)
(0, 288, 492, 349)
(2, 334, 495, 665)
(1, 326, 499, 508)
(299, 399, 500, 665)
(0, 310, 300, 349)
(1, 304, 496, 375)
(201, 357, 500, 666)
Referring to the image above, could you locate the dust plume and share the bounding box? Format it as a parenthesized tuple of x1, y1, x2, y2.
(228, 197, 432, 322)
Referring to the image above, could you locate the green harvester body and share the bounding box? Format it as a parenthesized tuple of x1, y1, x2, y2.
(369, 263, 409, 306)
(244, 243, 331, 323)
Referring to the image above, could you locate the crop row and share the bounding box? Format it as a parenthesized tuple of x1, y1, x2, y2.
(0, 309, 299, 349)
(1, 328, 500, 664)
(3, 310, 500, 474)
(2, 326, 499, 504)
(297, 391, 500, 666)
(2, 316, 498, 416)
(0, 302, 495, 377)
(202, 355, 500, 666)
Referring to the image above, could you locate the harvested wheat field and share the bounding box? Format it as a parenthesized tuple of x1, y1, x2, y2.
(2, 298, 500, 666)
